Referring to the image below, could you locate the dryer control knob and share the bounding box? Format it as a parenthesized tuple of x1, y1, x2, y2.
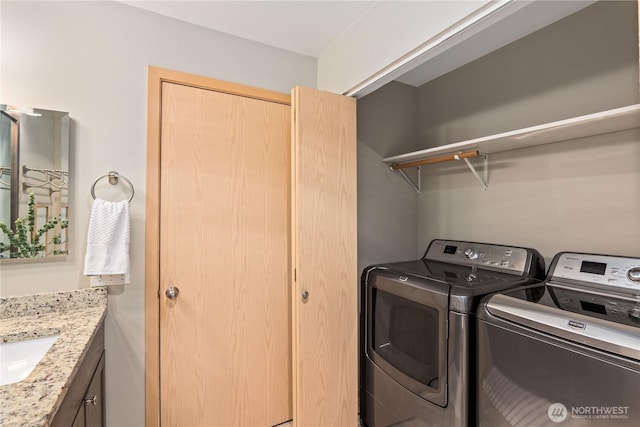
(627, 267, 640, 283)
(464, 248, 479, 260)
(627, 307, 640, 324)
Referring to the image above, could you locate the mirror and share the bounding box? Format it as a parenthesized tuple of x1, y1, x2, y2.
(0, 105, 69, 260)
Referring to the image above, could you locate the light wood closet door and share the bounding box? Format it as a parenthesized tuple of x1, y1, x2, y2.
(291, 86, 358, 426)
(159, 81, 291, 426)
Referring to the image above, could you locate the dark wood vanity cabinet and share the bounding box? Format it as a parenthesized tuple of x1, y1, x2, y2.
(74, 351, 105, 427)
(52, 321, 105, 427)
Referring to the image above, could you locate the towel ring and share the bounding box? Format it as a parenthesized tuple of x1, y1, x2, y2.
(91, 171, 134, 202)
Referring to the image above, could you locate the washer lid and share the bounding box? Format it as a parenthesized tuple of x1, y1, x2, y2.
(485, 289, 640, 360)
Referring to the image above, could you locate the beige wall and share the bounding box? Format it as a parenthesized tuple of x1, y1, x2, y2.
(415, 0, 640, 264)
(357, 0, 640, 271)
(357, 81, 420, 275)
(418, 130, 639, 264)
(0, 1, 316, 426)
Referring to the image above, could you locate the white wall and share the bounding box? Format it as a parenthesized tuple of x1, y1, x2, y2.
(318, 0, 489, 95)
(318, 1, 595, 97)
(0, 1, 316, 425)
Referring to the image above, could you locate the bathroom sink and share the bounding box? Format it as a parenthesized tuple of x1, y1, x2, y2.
(0, 335, 59, 386)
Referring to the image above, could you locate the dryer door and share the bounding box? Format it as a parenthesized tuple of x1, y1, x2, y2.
(365, 270, 449, 407)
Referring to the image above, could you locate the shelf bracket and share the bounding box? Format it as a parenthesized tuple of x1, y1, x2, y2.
(394, 166, 421, 193)
(389, 150, 488, 192)
(462, 153, 489, 190)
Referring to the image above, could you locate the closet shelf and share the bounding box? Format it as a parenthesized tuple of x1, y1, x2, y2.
(383, 104, 640, 191)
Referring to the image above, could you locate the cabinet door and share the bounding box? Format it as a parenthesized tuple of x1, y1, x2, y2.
(71, 406, 85, 427)
(84, 352, 105, 426)
(291, 86, 358, 426)
(51, 324, 104, 427)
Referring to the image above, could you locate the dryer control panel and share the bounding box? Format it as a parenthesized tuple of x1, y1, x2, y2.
(551, 252, 640, 293)
(424, 239, 531, 275)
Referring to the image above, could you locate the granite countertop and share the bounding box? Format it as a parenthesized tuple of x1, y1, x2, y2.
(0, 287, 107, 427)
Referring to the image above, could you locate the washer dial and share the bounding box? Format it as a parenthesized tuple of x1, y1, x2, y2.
(464, 248, 479, 260)
(627, 267, 640, 283)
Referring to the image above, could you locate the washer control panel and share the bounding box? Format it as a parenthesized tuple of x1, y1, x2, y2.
(551, 252, 640, 293)
(425, 240, 530, 274)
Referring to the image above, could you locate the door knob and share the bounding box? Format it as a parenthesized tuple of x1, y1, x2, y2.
(165, 286, 180, 300)
(301, 290, 309, 300)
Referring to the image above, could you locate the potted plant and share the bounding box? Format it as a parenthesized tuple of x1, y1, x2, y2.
(0, 192, 68, 258)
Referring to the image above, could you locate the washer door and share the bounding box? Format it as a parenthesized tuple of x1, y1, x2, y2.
(365, 270, 449, 407)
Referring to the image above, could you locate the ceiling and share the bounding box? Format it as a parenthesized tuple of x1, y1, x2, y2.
(120, 1, 375, 57)
(119, 0, 595, 93)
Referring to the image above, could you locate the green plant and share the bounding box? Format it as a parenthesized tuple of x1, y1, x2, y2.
(0, 192, 68, 258)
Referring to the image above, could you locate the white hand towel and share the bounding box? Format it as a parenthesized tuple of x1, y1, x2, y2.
(84, 198, 130, 275)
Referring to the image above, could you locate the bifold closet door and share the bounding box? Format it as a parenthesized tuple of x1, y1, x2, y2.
(291, 86, 358, 426)
(158, 81, 291, 426)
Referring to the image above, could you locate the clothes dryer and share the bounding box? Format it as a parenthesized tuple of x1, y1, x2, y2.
(360, 239, 545, 426)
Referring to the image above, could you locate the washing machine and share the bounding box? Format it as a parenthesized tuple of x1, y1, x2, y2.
(360, 239, 545, 427)
(477, 251, 640, 426)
